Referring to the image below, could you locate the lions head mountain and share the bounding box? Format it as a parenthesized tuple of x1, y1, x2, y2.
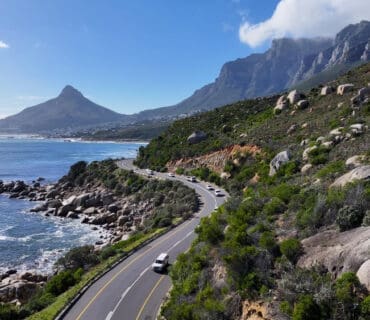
(0, 85, 130, 134)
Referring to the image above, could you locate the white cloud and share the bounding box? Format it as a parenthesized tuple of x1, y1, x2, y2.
(0, 41, 9, 49)
(239, 0, 370, 47)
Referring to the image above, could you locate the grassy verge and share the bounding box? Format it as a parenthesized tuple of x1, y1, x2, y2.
(27, 228, 165, 320)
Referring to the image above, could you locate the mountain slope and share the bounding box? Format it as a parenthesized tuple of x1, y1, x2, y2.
(0, 86, 128, 133)
(137, 21, 370, 121)
(138, 62, 370, 320)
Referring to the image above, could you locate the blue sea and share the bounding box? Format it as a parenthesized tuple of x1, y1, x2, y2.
(0, 136, 146, 274)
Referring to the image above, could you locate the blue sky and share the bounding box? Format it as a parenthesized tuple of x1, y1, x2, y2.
(0, 0, 368, 117)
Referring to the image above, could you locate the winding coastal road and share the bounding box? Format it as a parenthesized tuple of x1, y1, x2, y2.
(62, 159, 228, 320)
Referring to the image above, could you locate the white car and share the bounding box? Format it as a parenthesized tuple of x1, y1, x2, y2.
(187, 176, 196, 182)
(152, 253, 169, 272)
(206, 184, 214, 190)
(146, 169, 154, 175)
(168, 172, 175, 177)
(215, 189, 223, 197)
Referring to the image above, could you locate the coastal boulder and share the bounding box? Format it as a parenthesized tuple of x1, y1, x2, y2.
(46, 199, 62, 209)
(331, 165, 370, 187)
(62, 195, 77, 207)
(187, 131, 207, 144)
(30, 203, 47, 213)
(72, 193, 90, 207)
(57, 205, 74, 217)
(269, 150, 290, 176)
(46, 189, 59, 199)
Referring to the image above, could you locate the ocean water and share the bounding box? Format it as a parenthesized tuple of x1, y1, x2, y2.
(0, 136, 146, 274)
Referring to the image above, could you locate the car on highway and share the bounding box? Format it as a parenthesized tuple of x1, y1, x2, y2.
(168, 172, 175, 177)
(206, 184, 214, 190)
(215, 189, 223, 197)
(152, 253, 169, 272)
(146, 169, 154, 175)
(186, 176, 197, 182)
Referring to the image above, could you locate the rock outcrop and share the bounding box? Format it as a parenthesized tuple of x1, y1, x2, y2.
(166, 144, 262, 175)
(269, 150, 291, 176)
(337, 84, 354, 95)
(297, 227, 370, 284)
(331, 165, 370, 187)
(187, 131, 207, 144)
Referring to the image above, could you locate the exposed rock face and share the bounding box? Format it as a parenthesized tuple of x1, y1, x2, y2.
(356, 259, 370, 291)
(136, 21, 370, 121)
(297, 227, 370, 281)
(269, 150, 291, 176)
(187, 131, 207, 144)
(240, 300, 288, 320)
(167, 144, 262, 174)
(274, 95, 289, 112)
(331, 165, 370, 187)
(345, 155, 365, 168)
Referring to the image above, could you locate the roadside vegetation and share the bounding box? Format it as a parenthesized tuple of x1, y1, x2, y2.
(137, 63, 370, 319)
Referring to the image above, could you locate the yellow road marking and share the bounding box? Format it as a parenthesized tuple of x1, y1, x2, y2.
(135, 275, 165, 320)
(75, 220, 193, 320)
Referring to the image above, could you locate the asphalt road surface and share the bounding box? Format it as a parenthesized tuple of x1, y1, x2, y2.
(62, 159, 228, 320)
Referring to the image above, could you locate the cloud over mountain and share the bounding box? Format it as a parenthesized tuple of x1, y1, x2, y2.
(239, 0, 370, 47)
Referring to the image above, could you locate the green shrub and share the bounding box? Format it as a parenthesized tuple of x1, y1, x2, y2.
(25, 292, 56, 313)
(316, 161, 345, 179)
(44, 270, 79, 296)
(280, 301, 293, 316)
(361, 295, 370, 317)
(99, 246, 117, 260)
(259, 231, 277, 252)
(362, 210, 370, 226)
(292, 295, 321, 320)
(57, 245, 99, 270)
(263, 197, 286, 215)
(271, 183, 300, 204)
(336, 205, 365, 231)
(280, 238, 302, 264)
(308, 146, 330, 165)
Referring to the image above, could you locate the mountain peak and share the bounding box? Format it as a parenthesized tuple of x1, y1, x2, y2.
(59, 85, 84, 98)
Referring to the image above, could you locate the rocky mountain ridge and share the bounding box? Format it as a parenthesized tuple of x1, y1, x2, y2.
(137, 21, 370, 120)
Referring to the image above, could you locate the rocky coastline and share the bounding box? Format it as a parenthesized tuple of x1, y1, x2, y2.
(0, 176, 153, 304)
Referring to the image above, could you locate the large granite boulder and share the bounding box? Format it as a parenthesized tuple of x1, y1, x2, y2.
(298, 227, 370, 280)
(320, 86, 333, 96)
(357, 260, 370, 291)
(287, 90, 301, 105)
(269, 150, 291, 176)
(187, 131, 207, 144)
(331, 165, 370, 187)
(337, 83, 354, 95)
(274, 95, 289, 113)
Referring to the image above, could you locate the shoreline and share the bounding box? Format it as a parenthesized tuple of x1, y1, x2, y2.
(0, 134, 149, 145)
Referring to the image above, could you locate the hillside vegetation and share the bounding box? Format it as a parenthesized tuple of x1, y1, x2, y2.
(138, 63, 370, 319)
